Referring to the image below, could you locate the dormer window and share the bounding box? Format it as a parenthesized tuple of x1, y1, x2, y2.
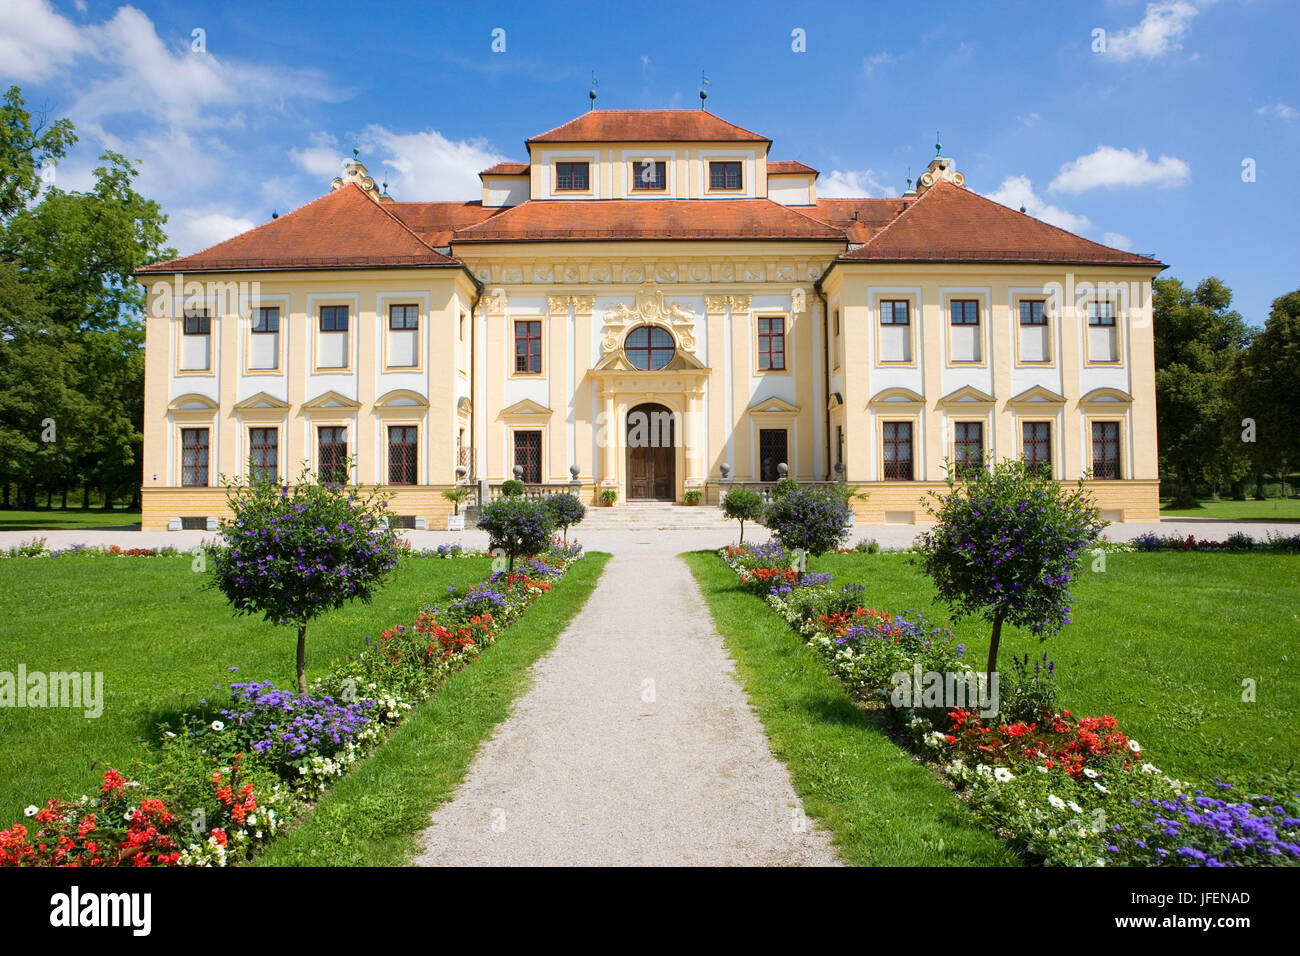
(709, 161, 742, 190)
(555, 162, 589, 191)
(631, 160, 666, 191)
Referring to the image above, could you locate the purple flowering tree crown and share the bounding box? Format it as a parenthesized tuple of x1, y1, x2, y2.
(207, 461, 403, 692)
(915, 456, 1107, 679)
(476, 497, 554, 572)
(763, 485, 853, 558)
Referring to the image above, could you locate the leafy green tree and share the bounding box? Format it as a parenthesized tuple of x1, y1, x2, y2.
(207, 468, 403, 693)
(1236, 289, 1300, 498)
(916, 459, 1106, 679)
(1154, 277, 1253, 507)
(722, 487, 764, 544)
(0, 86, 75, 224)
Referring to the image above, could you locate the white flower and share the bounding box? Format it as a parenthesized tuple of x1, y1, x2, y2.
(1094, 782, 1110, 794)
(210, 720, 225, 732)
(164, 731, 177, 738)
(23, 805, 38, 817)
(1068, 801, 1084, 813)
(1083, 768, 1099, 779)
(1048, 794, 1066, 810)
(1127, 739, 1141, 753)
(994, 767, 1015, 783)
(1140, 762, 1160, 774)
(1036, 765, 1048, 773)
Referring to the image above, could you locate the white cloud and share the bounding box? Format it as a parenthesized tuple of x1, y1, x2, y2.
(819, 169, 895, 198)
(1103, 232, 1133, 250)
(169, 210, 256, 254)
(1103, 1, 1199, 61)
(291, 133, 348, 180)
(360, 125, 508, 201)
(984, 176, 1092, 233)
(1256, 103, 1298, 121)
(1049, 146, 1190, 193)
(862, 51, 895, 76)
(0, 0, 85, 82)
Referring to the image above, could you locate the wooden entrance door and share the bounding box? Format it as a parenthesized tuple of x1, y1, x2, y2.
(627, 403, 675, 500)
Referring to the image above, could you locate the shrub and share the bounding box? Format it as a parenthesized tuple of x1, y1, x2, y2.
(722, 488, 765, 544)
(916, 458, 1106, 678)
(476, 497, 553, 572)
(599, 488, 618, 505)
(763, 486, 853, 561)
(854, 538, 880, 554)
(1001, 652, 1060, 723)
(683, 489, 702, 505)
(500, 479, 525, 497)
(771, 476, 799, 499)
(542, 492, 586, 543)
(207, 467, 403, 693)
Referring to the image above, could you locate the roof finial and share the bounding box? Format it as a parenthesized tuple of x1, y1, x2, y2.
(935, 131, 942, 156)
(589, 71, 598, 110)
(700, 70, 710, 109)
(353, 146, 360, 162)
(906, 165, 912, 189)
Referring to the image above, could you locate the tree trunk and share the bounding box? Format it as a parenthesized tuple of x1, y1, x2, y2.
(82, 485, 90, 510)
(296, 625, 308, 695)
(1254, 472, 1266, 500)
(986, 612, 1005, 682)
(739, 519, 745, 545)
(1173, 464, 1196, 508)
(2, 483, 9, 508)
(61, 484, 68, 509)
(1230, 479, 1246, 501)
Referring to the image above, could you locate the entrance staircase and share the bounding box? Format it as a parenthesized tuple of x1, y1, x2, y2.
(577, 500, 734, 532)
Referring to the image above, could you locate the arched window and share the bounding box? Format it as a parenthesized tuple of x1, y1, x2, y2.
(625, 325, 675, 370)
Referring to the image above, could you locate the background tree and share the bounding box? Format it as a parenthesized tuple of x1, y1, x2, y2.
(207, 467, 403, 693)
(0, 89, 170, 511)
(1153, 276, 1253, 507)
(1236, 289, 1300, 499)
(721, 487, 764, 544)
(916, 458, 1106, 679)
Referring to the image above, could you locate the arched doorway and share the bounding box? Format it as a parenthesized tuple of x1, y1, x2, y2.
(626, 402, 675, 500)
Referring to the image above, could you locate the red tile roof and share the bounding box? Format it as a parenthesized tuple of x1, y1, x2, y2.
(451, 199, 844, 242)
(528, 109, 770, 145)
(387, 201, 506, 246)
(137, 185, 459, 273)
(767, 160, 818, 176)
(479, 161, 529, 177)
(839, 181, 1163, 266)
(808, 198, 908, 244)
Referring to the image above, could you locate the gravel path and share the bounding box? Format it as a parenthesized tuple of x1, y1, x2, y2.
(411, 543, 842, 867)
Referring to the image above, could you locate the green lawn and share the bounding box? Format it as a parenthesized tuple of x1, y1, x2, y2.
(1159, 497, 1300, 520)
(685, 552, 1019, 866)
(257, 553, 610, 866)
(807, 550, 1300, 795)
(0, 554, 490, 820)
(0, 508, 142, 531)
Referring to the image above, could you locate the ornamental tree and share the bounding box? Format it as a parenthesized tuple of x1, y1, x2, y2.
(722, 487, 765, 544)
(476, 497, 553, 573)
(763, 486, 852, 564)
(915, 457, 1106, 680)
(542, 492, 585, 544)
(207, 465, 403, 693)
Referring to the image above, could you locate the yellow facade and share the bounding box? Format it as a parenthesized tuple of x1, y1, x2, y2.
(137, 110, 1162, 529)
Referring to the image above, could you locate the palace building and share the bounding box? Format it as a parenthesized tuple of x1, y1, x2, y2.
(136, 108, 1163, 530)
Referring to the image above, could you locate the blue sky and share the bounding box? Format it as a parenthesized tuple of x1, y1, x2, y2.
(2, 0, 1296, 325)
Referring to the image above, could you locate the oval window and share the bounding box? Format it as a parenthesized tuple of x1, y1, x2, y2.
(625, 325, 676, 370)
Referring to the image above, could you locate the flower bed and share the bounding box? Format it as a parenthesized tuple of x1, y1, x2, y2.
(720, 542, 1300, 867)
(1131, 531, 1300, 553)
(1, 542, 584, 867)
